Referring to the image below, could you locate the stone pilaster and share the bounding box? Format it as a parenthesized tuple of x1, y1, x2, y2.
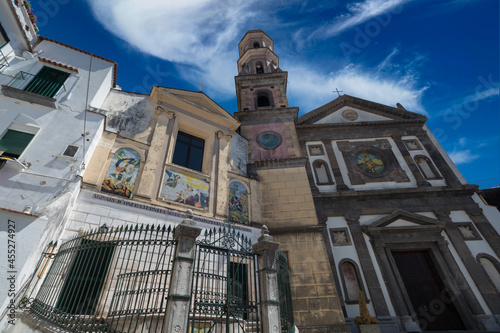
(163, 210, 201, 333)
(252, 226, 281, 333)
(135, 106, 175, 199)
(466, 206, 500, 258)
(215, 131, 232, 217)
(346, 214, 390, 317)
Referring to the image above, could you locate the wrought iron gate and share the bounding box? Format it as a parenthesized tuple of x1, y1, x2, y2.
(190, 227, 260, 333)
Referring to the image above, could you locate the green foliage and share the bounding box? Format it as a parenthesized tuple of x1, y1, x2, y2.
(354, 291, 378, 325)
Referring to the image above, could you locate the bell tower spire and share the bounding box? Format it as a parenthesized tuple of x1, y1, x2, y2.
(235, 30, 289, 112)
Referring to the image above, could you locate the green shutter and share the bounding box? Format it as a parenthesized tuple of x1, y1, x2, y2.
(24, 66, 70, 97)
(0, 130, 34, 158)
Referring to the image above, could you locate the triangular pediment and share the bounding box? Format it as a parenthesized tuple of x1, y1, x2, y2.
(297, 95, 427, 126)
(153, 87, 240, 131)
(362, 210, 445, 235)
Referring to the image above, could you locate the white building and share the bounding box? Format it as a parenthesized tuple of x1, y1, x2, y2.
(0, 0, 115, 328)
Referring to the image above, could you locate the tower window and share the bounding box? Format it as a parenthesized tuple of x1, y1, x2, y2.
(172, 131, 205, 172)
(255, 90, 274, 109)
(255, 61, 264, 74)
(253, 42, 260, 48)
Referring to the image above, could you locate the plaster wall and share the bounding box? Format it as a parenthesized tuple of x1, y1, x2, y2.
(0, 98, 105, 211)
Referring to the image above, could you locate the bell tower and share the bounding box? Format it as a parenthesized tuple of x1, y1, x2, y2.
(235, 30, 349, 332)
(234, 30, 300, 163)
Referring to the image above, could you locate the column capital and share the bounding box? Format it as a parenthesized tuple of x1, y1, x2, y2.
(466, 206, 483, 216)
(156, 105, 175, 119)
(217, 130, 232, 142)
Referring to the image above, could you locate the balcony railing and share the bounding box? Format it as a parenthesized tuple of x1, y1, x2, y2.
(6, 71, 66, 99)
(0, 48, 9, 71)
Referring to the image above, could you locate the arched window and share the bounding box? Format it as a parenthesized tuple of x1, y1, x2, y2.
(253, 42, 260, 48)
(312, 159, 333, 185)
(255, 61, 264, 74)
(477, 253, 500, 292)
(101, 147, 141, 198)
(255, 90, 273, 108)
(415, 155, 440, 179)
(339, 259, 364, 303)
(228, 181, 249, 225)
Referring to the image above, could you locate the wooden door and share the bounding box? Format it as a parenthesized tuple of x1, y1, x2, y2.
(392, 250, 466, 331)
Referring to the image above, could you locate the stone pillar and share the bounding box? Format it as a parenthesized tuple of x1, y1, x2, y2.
(136, 106, 175, 199)
(252, 226, 281, 333)
(163, 210, 201, 333)
(392, 135, 430, 187)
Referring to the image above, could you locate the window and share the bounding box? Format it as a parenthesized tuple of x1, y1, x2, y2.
(0, 23, 8, 48)
(255, 61, 264, 74)
(0, 129, 34, 158)
(24, 66, 70, 97)
(62, 145, 79, 157)
(172, 131, 205, 172)
(253, 42, 260, 48)
(255, 90, 273, 108)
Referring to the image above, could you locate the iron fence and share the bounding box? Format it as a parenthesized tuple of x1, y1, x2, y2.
(29, 224, 176, 333)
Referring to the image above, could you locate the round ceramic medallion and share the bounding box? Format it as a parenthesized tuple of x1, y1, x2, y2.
(354, 152, 384, 175)
(342, 110, 358, 121)
(257, 131, 282, 149)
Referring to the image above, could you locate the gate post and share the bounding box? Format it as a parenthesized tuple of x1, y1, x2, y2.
(253, 226, 282, 333)
(163, 210, 201, 333)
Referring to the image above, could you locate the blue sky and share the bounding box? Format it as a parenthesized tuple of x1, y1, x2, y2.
(32, 0, 498, 188)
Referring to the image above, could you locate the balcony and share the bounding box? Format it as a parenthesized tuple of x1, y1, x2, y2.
(1, 71, 67, 108)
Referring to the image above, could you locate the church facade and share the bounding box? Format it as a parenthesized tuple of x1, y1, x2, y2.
(1, 3, 499, 331)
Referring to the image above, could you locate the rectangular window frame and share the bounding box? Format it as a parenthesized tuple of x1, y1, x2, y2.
(172, 131, 205, 173)
(0, 22, 9, 49)
(0, 129, 35, 159)
(24, 66, 70, 98)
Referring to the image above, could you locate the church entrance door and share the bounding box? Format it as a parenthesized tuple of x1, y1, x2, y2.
(391, 250, 466, 331)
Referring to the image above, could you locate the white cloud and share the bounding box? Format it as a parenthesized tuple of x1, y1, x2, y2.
(449, 149, 480, 165)
(458, 137, 466, 147)
(85, 0, 427, 111)
(308, 0, 412, 40)
(286, 58, 428, 114)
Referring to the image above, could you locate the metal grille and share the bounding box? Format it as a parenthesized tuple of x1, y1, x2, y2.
(190, 227, 260, 333)
(29, 224, 176, 333)
(276, 251, 294, 333)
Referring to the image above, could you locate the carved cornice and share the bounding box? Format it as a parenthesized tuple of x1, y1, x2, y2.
(251, 156, 308, 169)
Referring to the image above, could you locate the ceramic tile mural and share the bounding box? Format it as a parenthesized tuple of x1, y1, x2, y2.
(228, 181, 249, 225)
(160, 168, 210, 208)
(101, 148, 141, 198)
